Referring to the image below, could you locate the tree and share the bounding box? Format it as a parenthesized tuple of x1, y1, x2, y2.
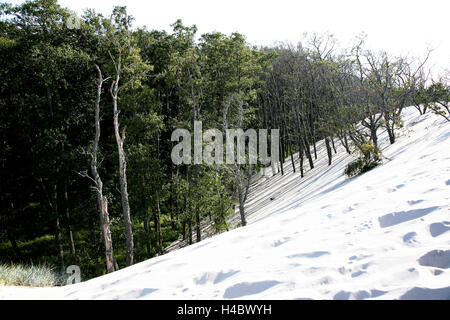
(426, 81, 450, 121)
(102, 6, 152, 266)
(85, 65, 116, 273)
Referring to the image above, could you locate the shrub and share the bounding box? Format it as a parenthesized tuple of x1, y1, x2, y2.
(345, 143, 382, 178)
(0, 263, 67, 287)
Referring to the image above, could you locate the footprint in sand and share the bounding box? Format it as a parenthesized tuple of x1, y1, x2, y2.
(429, 221, 450, 237)
(403, 232, 420, 246)
(418, 250, 450, 269)
(223, 280, 281, 299)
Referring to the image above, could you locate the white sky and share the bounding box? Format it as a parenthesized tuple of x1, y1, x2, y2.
(8, 0, 450, 74)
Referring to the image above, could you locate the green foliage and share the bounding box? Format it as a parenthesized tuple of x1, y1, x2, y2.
(345, 143, 382, 178)
(414, 82, 450, 120)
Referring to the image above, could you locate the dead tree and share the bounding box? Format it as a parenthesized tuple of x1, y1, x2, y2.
(110, 59, 134, 267)
(89, 65, 115, 273)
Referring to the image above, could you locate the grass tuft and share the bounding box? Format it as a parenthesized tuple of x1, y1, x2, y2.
(0, 263, 67, 287)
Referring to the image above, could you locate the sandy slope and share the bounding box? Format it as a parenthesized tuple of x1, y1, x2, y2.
(1, 107, 449, 300)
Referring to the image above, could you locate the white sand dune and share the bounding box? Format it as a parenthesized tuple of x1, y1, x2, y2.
(1, 106, 449, 300)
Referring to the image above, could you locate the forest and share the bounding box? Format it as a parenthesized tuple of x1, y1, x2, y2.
(0, 0, 449, 281)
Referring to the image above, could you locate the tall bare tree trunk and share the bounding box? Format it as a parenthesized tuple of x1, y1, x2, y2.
(111, 64, 134, 267)
(91, 65, 115, 273)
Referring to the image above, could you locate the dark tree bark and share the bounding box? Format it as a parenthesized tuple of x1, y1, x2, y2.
(290, 145, 296, 173)
(187, 213, 193, 245)
(298, 134, 304, 178)
(54, 197, 64, 269)
(144, 209, 152, 258)
(385, 114, 396, 144)
(38, 177, 64, 269)
(195, 204, 201, 243)
(313, 140, 318, 160)
(325, 137, 333, 166)
(331, 137, 337, 154)
(6, 226, 23, 261)
(64, 182, 76, 256)
(155, 191, 162, 252)
(340, 134, 351, 155)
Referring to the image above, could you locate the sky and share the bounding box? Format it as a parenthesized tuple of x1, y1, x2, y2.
(7, 0, 450, 75)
